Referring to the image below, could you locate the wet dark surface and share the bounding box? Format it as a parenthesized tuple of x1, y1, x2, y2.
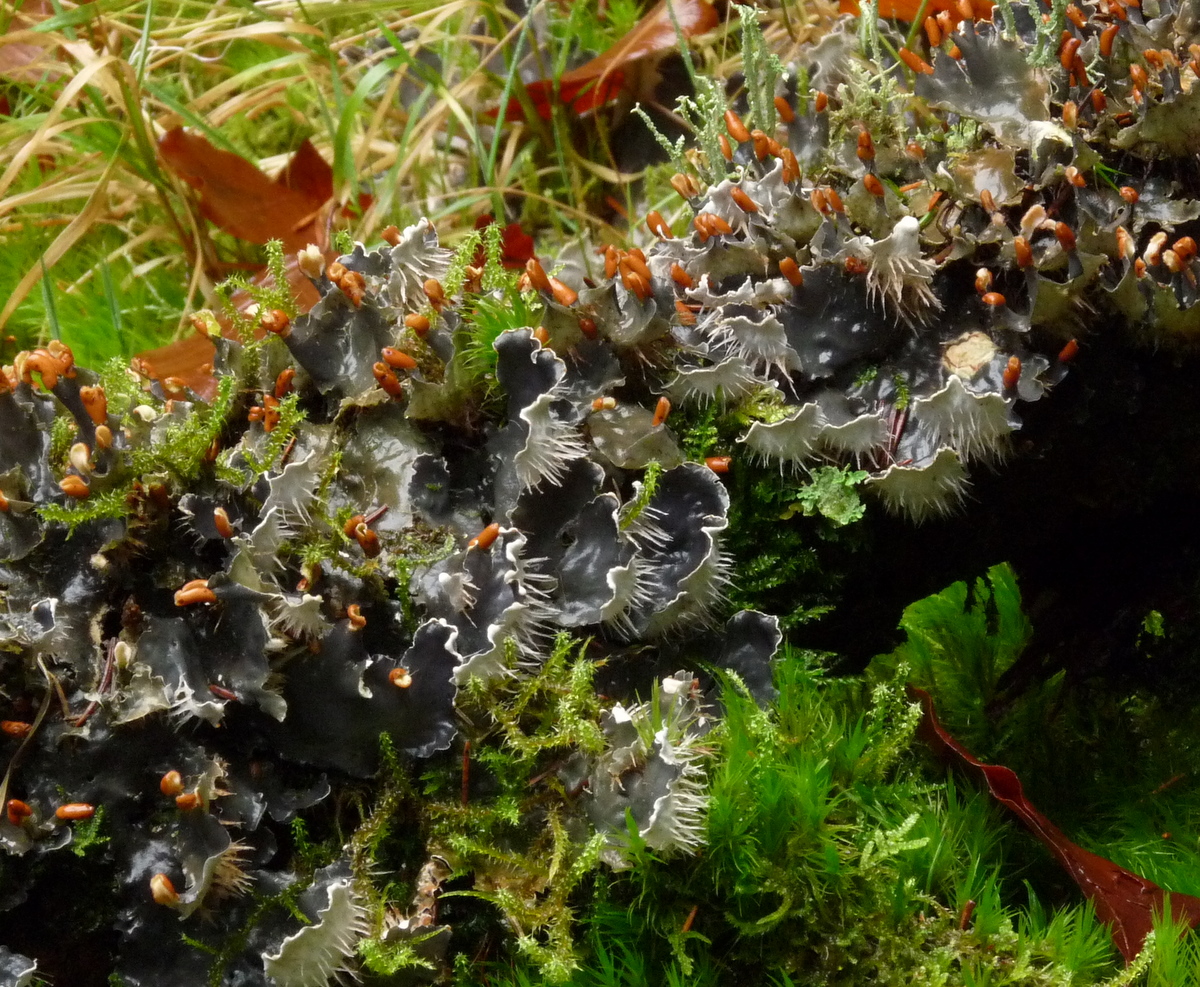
(809, 334, 1200, 691)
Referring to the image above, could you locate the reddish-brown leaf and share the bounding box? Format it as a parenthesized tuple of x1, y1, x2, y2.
(501, 0, 719, 121)
(473, 214, 535, 269)
(839, 0, 993, 20)
(273, 136, 334, 204)
(912, 686, 1200, 962)
(0, 0, 60, 84)
(158, 129, 329, 254)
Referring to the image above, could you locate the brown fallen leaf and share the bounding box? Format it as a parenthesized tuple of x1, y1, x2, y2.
(140, 132, 343, 396)
(912, 686, 1200, 963)
(501, 0, 719, 121)
(158, 128, 331, 255)
(473, 214, 535, 269)
(839, 0, 993, 20)
(0, 0, 61, 86)
(135, 252, 326, 402)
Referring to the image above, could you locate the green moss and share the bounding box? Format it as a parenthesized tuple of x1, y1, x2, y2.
(131, 374, 239, 482)
(358, 933, 440, 976)
(36, 488, 131, 535)
(69, 805, 109, 858)
(237, 392, 306, 476)
(781, 466, 869, 528)
(617, 462, 662, 533)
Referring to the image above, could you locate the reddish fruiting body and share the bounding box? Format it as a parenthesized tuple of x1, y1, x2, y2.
(59, 475, 90, 499)
(7, 799, 32, 825)
(424, 278, 446, 310)
(525, 258, 552, 293)
(705, 456, 732, 474)
(1003, 356, 1022, 390)
(624, 268, 652, 300)
(160, 770, 184, 797)
(1145, 231, 1168, 266)
(674, 299, 698, 325)
(781, 147, 800, 183)
(56, 803, 96, 821)
(670, 173, 700, 199)
(213, 508, 234, 539)
(389, 667, 413, 688)
(1060, 37, 1081, 70)
(151, 873, 180, 906)
(2, 720, 31, 738)
(731, 186, 758, 213)
(718, 134, 733, 161)
(175, 787, 201, 811)
(671, 263, 695, 288)
(274, 368, 295, 398)
(1116, 226, 1134, 260)
(79, 385, 108, 425)
(646, 210, 672, 239)
(382, 347, 418, 371)
(982, 291, 1006, 307)
(856, 130, 875, 163)
(603, 245, 619, 279)
(1014, 236, 1034, 268)
(550, 277, 578, 306)
(1058, 339, 1080, 363)
(627, 248, 651, 279)
(260, 309, 290, 336)
(774, 95, 795, 123)
(863, 173, 885, 197)
(404, 313, 430, 335)
(724, 109, 750, 143)
(175, 579, 216, 606)
(779, 257, 804, 286)
(652, 396, 671, 427)
(355, 524, 382, 558)
(899, 47, 935, 74)
(370, 367, 400, 402)
(469, 522, 501, 551)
